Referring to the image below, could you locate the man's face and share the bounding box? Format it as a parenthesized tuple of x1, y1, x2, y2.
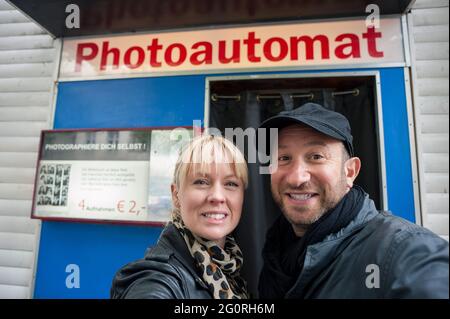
(270, 125, 358, 236)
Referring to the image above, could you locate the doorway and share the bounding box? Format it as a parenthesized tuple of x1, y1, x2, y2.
(206, 72, 386, 297)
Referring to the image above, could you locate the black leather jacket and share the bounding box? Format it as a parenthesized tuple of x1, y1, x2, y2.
(110, 224, 212, 299)
(260, 197, 449, 299)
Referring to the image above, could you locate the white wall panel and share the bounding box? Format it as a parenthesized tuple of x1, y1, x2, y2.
(0, 107, 49, 122)
(0, 284, 29, 299)
(0, 48, 56, 64)
(0, 63, 54, 78)
(0, 167, 36, 184)
(0, 1, 57, 298)
(0, 216, 37, 234)
(0, 137, 40, 152)
(410, 2, 449, 238)
(0, 249, 34, 268)
(0, 78, 52, 92)
(0, 22, 44, 37)
(0, 199, 32, 217)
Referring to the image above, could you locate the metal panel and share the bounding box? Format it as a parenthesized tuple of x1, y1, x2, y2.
(0, 266, 31, 286)
(423, 153, 449, 173)
(420, 115, 449, 134)
(0, 167, 36, 184)
(0, 284, 30, 299)
(0, 183, 34, 200)
(0, 92, 50, 106)
(0, 63, 54, 78)
(415, 32, 450, 237)
(422, 134, 450, 153)
(425, 213, 450, 235)
(0, 137, 40, 152)
(0, 122, 48, 136)
(0, 4, 57, 299)
(0, 232, 35, 251)
(416, 96, 449, 114)
(0, 10, 28, 23)
(0, 0, 14, 10)
(0, 216, 36, 234)
(414, 0, 449, 9)
(412, 8, 449, 26)
(0, 48, 56, 64)
(415, 42, 449, 60)
(0, 199, 32, 217)
(0, 107, 49, 121)
(0, 78, 52, 92)
(413, 25, 449, 42)
(417, 78, 449, 96)
(0, 22, 44, 37)
(0, 249, 34, 268)
(425, 173, 449, 193)
(0, 152, 37, 168)
(416, 60, 449, 78)
(0, 34, 53, 50)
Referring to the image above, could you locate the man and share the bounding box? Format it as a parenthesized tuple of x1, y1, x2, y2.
(258, 103, 449, 299)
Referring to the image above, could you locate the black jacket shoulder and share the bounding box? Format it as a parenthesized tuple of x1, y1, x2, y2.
(110, 224, 212, 299)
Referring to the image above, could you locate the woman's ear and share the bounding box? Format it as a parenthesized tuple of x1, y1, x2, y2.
(344, 157, 361, 188)
(171, 184, 180, 209)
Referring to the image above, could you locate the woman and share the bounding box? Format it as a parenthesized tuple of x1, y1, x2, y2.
(111, 135, 249, 299)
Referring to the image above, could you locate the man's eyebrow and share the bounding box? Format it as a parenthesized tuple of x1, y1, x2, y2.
(304, 141, 329, 148)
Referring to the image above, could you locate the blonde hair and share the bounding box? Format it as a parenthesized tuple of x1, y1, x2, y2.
(171, 135, 248, 217)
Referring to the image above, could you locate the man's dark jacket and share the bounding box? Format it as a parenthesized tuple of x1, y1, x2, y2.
(262, 196, 449, 299)
(110, 224, 212, 299)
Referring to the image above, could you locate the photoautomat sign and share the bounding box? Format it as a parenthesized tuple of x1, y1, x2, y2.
(60, 18, 405, 79)
(32, 128, 192, 224)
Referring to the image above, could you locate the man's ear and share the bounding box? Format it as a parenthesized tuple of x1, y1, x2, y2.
(344, 157, 361, 188)
(171, 184, 180, 209)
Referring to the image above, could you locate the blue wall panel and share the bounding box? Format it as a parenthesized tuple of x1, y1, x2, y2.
(379, 68, 415, 221)
(35, 68, 415, 298)
(34, 222, 161, 298)
(53, 76, 205, 129)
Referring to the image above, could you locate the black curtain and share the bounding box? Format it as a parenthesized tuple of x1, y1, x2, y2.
(209, 86, 380, 297)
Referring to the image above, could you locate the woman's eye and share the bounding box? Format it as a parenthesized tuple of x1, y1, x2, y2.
(225, 181, 239, 187)
(193, 179, 208, 185)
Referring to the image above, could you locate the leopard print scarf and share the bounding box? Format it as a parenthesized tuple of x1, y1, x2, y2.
(172, 215, 249, 299)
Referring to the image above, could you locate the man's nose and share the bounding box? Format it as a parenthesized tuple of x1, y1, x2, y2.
(208, 183, 226, 203)
(285, 162, 311, 187)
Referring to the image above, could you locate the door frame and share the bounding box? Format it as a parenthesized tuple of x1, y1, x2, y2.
(204, 71, 389, 211)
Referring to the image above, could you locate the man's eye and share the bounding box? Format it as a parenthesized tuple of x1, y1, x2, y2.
(311, 154, 324, 160)
(278, 155, 291, 161)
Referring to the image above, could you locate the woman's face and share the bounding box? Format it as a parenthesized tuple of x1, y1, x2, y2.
(172, 163, 245, 248)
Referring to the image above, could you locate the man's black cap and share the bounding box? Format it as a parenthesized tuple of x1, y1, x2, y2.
(259, 103, 354, 157)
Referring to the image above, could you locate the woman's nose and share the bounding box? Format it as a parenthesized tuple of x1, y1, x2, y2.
(208, 184, 226, 203)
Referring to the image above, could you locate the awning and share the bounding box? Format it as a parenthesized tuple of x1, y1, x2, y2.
(8, 0, 416, 38)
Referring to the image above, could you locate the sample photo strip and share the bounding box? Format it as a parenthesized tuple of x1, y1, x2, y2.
(36, 164, 71, 207)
